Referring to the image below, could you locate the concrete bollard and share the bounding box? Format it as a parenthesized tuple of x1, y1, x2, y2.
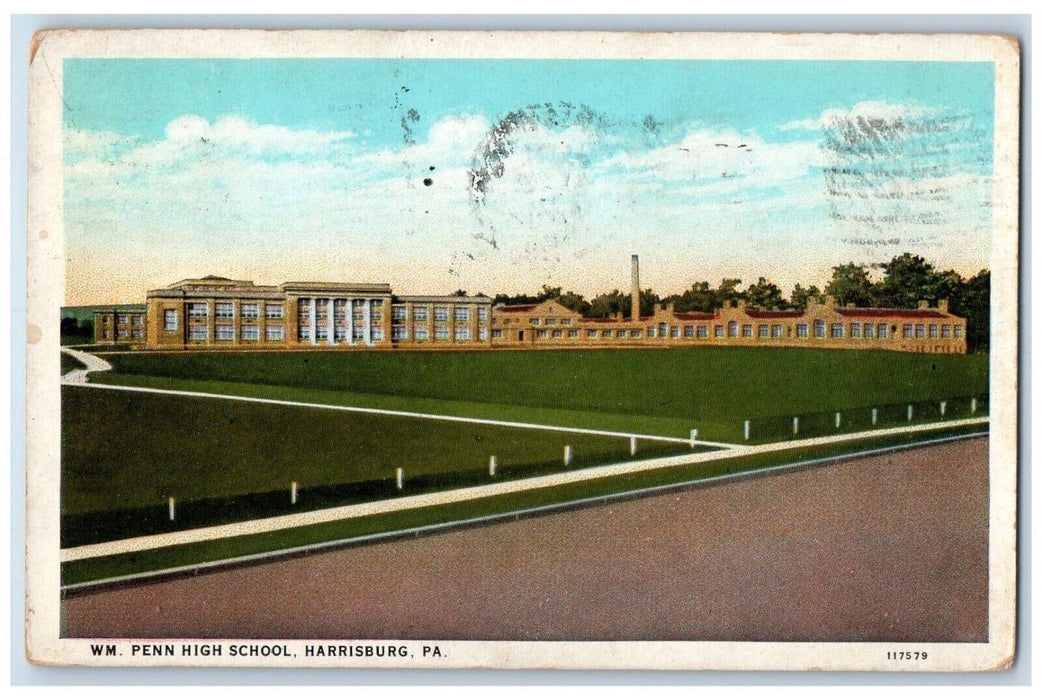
(743, 420, 751, 441)
(564, 445, 572, 466)
(629, 436, 637, 456)
(971, 397, 978, 414)
(872, 408, 878, 426)
(793, 416, 799, 435)
(907, 404, 914, 422)
(689, 429, 698, 447)
(489, 455, 497, 477)
(940, 401, 947, 417)
(291, 481, 298, 505)
(835, 412, 841, 429)
(168, 497, 175, 521)
(396, 467, 404, 490)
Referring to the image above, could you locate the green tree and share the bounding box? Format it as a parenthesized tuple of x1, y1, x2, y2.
(745, 277, 788, 310)
(716, 278, 745, 307)
(673, 281, 717, 313)
(588, 289, 628, 318)
(952, 269, 990, 353)
(824, 262, 875, 307)
(789, 284, 821, 310)
(876, 253, 937, 308)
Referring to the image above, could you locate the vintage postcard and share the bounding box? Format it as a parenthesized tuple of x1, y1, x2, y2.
(25, 29, 1019, 671)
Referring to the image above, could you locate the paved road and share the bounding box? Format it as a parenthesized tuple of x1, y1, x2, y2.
(62, 437, 988, 642)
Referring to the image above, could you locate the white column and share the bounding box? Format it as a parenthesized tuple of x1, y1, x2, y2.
(309, 298, 317, 345)
(328, 298, 335, 346)
(364, 298, 372, 345)
(347, 298, 355, 345)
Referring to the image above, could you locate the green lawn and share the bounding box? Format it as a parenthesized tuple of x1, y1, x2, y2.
(60, 353, 87, 374)
(100, 347, 989, 442)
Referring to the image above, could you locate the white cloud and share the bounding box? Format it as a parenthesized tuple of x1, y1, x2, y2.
(779, 101, 938, 131)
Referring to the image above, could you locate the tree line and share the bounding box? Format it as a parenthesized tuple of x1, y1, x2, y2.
(489, 253, 990, 352)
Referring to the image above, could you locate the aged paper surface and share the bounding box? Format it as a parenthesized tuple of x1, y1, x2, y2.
(26, 29, 1019, 671)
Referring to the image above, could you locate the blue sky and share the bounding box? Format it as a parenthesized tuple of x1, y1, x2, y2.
(63, 58, 996, 304)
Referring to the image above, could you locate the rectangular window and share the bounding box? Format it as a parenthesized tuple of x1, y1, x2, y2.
(103, 330, 112, 339)
(797, 323, 809, 338)
(545, 317, 557, 326)
(240, 304, 259, 319)
(478, 307, 489, 323)
(728, 321, 738, 337)
(455, 327, 471, 341)
(215, 302, 234, 319)
(758, 324, 769, 338)
(265, 304, 284, 319)
(630, 329, 641, 338)
(537, 329, 548, 339)
(742, 324, 753, 338)
(530, 317, 540, 325)
(132, 329, 144, 339)
(615, 329, 626, 338)
(929, 324, 939, 338)
(670, 326, 680, 338)
(434, 306, 450, 322)
(188, 303, 208, 319)
(189, 326, 209, 341)
(414, 326, 429, 341)
(479, 328, 489, 341)
(316, 326, 329, 341)
(392, 305, 408, 322)
(371, 328, 384, 341)
(413, 306, 428, 322)
(878, 324, 889, 339)
(298, 326, 311, 341)
(831, 323, 844, 338)
(492, 329, 503, 339)
(560, 317, 572, 326)
(241, 325, 259, 341)
(851, 323, 861, 338)
(551, 329, 563, 338)
(659, 323, 668, 337)
(684, 325, 695, 338)
(392, 326, 409, 341)
(647, 326, 656, 338)
(864, 324, 875, 339)
(697, 325, 709, 338)
(117, 329, 129, 339)
(770, 324, 782, 338)
(164, 309, 178, 331)
(954, 325, 964, 338)
(266, 326, 285, 341)
(714, 325, 724, 338)
(455, 307, 470, 322)
(903, 324, 914, 339)
(814, 320, 826, 338)
(942, 325, 952, 338)
(434, 325, 450, 340)
(215, 325, 234, 341)
(587, 330, 598, 338)
(602, 330, 613, 338)
(915, 324, 925, 338)
(132, 315, 144, 326)
(117, 314, 129, 324)
(568, 329, 579, 338)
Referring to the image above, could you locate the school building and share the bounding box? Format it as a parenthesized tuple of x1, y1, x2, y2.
(93, 257, 968, 354)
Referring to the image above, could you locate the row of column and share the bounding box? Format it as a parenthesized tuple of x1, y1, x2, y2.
(304, 298, 374, 346)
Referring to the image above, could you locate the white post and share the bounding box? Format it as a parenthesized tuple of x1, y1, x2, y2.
(291, 481, 298, 505)
(309, 298, 317, 345)
(872, 408, 878, 426)
(835, 412, 841, 429)
(940, 401, 947, 416)
(564, 445, 572, 466)
(689, 429, 698, 447)
(907, 404, 914, 422)
(328, 298, 335, 346)
(793, 416, 799, 435)
(629, 436, 637, 456)
(743, 420, 750, 441)
(168, 497, 175, 521)
(971, 397, 978, 414)
(396, 467, 403, 490)
(489, 455, 497, 476)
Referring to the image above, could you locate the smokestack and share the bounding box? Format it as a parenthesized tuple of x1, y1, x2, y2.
(631, 254, 640, 321)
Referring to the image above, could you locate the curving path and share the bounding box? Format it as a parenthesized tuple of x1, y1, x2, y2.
(60, 347, 112, 384)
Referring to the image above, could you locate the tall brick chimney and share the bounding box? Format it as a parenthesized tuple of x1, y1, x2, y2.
(631, 254, 640, 321)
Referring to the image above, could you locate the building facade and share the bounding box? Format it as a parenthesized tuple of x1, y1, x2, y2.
(94, 261, 968, 354)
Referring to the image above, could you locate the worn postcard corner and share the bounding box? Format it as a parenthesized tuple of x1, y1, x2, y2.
(25, 28, 1019, 672)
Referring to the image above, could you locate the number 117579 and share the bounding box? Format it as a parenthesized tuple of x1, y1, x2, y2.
(887, 651, 928, 661)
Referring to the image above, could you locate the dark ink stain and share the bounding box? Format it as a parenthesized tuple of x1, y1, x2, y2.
(429, 165, 436, 171)
(423, 178, 433, 187)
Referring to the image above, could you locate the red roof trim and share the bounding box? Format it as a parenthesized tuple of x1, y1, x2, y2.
(744, 310, 804, 319)
(836, 308, 948, 319)
(674, 312, 718, 321)
(498, 305, 537, 313)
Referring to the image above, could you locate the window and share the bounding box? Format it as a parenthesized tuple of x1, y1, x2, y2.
(537, 329, 548, 339)
(560, 318, 572, 326)
(864, 323, 875, 339)
(797, 323, 809, 338)
(659, 323, 668, 337)
(954, 325, 964, 339)
(878, 324, 889, 339)
(241, 325, 259, 342)
(164, 309, 178, 331)
(530, 318, 540, 325)
(371, 328, 384, 341)
(132, 329, 144, 339)
(587, 330, 598, 338)
(742, 324, 753, 338)
(392, 326, 409, 341)
(103, 330, 112, 339)
(456, 327, 471, 341)
(455, 307, 470, 322)
(215, 325, 234, 341)
(298, 326, 311, 341)
(392, 305, 408, 322)
(552, 329, 563, 338)
(216, 302, 234, 319)
(188, 303, 208, 319)
(265, 304, 284, 319)
(492, 329, 503, 339)
(831, 323, 844, 338)
(241, 304, 259, 319)
(413, 306, 428, 322)
(434, 306, 450, 322)
(758, 324, 769, 338)
(915, 324, 925, 339)
(617, 329, 628, 338)
(414, 326, 429, 341)
(568, 329, 579, 338)
(714, 325, 724, 338)
(118, 314, 128, 324)
(929, 324, 939, 338)
(728, 321, 738, 337)
(772, 324, 783, 338)
(479, 328, 489, 341)
(117, 329, 129, 339)
(630, 329, 641, 338)
(334, 327, 348, 342)
(698, 325, 709, 338)
(189, 326, 208, 341)
(478, 307, 489, 323)
(942, 325, 952, 338)
(132, 315, 144, 326)
(266, 326, 285, 341)
(671, 326, 680, 338)
(434, 325, 450, 341)
(814, 320, 826, 338)
(372, 299, 383, 307)
(684, 325, 695, 338)
(602, 330, 613, 338)
(903, 324, 913, 339)
(647, 326, 656, 338)
(298, 299, 312, 317)
(851, 323, 861, 338)
(545, 317, 557, 326)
